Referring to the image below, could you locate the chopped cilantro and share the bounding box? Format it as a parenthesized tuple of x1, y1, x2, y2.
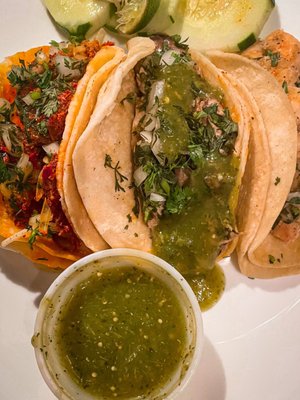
(268, 254, 276, 264)
(165, 187, 192, 215)
(264, 50, 280, 67)
(282, 80, 288, 94)
(104, 154, 128, 192)
(0, 157, 12, 183)
(28, 226, 43, 249)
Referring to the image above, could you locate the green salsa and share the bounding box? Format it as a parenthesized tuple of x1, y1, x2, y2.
(185, 265, 225, 311)
(133, 38, 239, 309)
(54, 265, 189, 399)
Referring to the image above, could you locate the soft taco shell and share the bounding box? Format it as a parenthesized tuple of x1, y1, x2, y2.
(57, 45, 126, 252)
(208, 51, 298, 278)
(0, 44, 106, 268)
(73, 39, 250, 257)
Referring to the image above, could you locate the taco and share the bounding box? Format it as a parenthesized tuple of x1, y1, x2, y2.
(208, 29, 299, 278)
(72, 35, 250, 275)
(0, 40, 121, 268)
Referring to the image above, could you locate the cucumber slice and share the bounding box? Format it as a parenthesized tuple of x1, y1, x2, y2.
(107, 0, 160, 35)
(43, 0, 111, 41)
(165, 0, 275, 52)
(142, 0, 182, 34)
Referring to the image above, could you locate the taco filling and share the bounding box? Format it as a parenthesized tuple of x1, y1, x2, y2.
(132, 37, 240, 274)
(0, 40, 102, 257)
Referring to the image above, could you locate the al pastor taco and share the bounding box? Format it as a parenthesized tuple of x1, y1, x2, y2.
(0, 40, 121, 268)
(208, 29, 299, 278)
(73, 36, 250, 276)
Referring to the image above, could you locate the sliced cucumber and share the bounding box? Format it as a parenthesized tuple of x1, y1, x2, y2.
(106, 0, 160, 35)
(165, 0, 275, 52)
(141, 0, 183, 34)
(43, 0, 111, 41)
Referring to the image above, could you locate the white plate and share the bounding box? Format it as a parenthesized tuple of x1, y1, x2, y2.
(0, 1, 300, 399)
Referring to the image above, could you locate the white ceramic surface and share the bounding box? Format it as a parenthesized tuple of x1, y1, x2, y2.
(0, 1, 300, 399)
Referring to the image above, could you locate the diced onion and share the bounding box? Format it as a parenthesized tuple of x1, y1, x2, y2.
(36, 50, 48, 64)
(151, 135, 164, 165)
(17, 153, 33, 182)
(1, 229, 28, 248)
(144, 115, 157, 132)
(28, 214, 40, 230)
(2, 129, 12, 152)
(55, 54, 81, 79)
(39, 199, 53, 235)
(150, 193, 166, 202)
(140, 130, 153, 144)
(134, 166, 148, 187)
(147, 80, 165, 111)
(0, 98, 10, 114)
(42, 141, 59, 156)
(22, 93, 34, 106)
(35, 170, 44, 202)
(17, 153, 29, 170)
(160, 50, 180, 66)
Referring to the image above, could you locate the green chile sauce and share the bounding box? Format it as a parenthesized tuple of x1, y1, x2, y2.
(54, 266, 190, 399)
(134, 42, 238, 309)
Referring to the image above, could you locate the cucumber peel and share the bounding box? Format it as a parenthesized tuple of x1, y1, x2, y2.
(43, 0, 111, 41)
(165, 0, 275, 52)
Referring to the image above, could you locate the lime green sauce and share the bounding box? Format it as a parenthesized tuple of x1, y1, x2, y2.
(185, 265, 225, 311)
(54, 265, 188, 399)
(157, 63, 223, 161)
(153, 155, 237, 275)
(152, 63, 238, 275)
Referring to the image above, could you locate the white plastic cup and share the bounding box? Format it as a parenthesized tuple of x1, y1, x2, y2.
(33, 249, 204, 400)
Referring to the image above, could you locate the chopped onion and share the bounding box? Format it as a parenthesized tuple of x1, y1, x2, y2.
(22, 93, 34, 106)
(17, 153, 29, 170)
(2, 129, 12, 152)
(151, 135, 164, 165)
(147, 80, 165, 111)
(140, 130, 153, 144)
(36, 50, 47, 64)
(144, 115, 157, 132)
(17, 153, 33, 182)
(39, 199, 52, 235)
(55, 54, 81, 79)
(28, 214, 40, 230)
(1, 229, 28, 248)
(134, 166, 148, 187)
(0, 98, 10, 114)
(35, 170, 44, 201)
(42, 141, 59, 156)
(150, 193, 166, 202)
(160, 50, 180, 66)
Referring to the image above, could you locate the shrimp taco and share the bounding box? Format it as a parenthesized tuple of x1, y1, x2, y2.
(72, 35, 250, 276)
(208, 30, 299, 278)
(0, 40, 123, 268)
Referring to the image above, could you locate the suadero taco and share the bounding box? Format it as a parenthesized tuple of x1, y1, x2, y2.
(208, 30, 300, 278)
(0, 40, 122, 268)
(73, 35, 250, 276)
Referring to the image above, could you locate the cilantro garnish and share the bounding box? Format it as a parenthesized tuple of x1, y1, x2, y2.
(104, 154, 128, 192)
(264, 50, 280, 67)
(268, 255, 276, 264)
